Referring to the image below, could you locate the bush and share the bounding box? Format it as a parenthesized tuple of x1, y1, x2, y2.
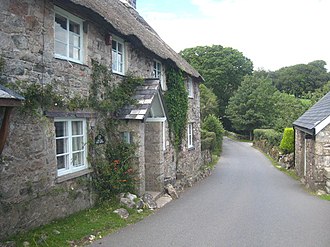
(253, 129, 282, 147)
(280, 128, 294, 153)
(201, 130, 216, 151)
(202, 114, 224, 154)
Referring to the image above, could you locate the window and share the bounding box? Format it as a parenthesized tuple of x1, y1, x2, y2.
(187, 123, 194, 148)
(153, 60, 164, 89)
(112, 37, 125, 74)
(54, 7, 84, 63)
(121, 132, 132, 144)
(55, 119, 87, 176)
(187, 77, 194, 98)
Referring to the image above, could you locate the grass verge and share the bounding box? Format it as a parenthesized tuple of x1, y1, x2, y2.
(2, 199, 152, 246)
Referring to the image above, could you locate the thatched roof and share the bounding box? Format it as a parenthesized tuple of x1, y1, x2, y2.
(64, 0, 202, 80)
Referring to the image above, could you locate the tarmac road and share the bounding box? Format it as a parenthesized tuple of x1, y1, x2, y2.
(89, 137, 330, 247)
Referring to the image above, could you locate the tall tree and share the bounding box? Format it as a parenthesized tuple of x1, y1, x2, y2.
(199, 84, 218, 121)
(271, 60, 330, 97)
(180, 45, 253, 123)
(226, 75, 276, 139)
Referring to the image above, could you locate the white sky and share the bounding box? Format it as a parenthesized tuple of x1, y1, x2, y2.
(138, 0, 330, 71)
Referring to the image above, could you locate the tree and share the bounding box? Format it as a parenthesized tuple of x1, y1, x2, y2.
(273, 91, 311, 131)
(202, 114, 224, 154)
(199, 84, 218, 121)
(226, 75, 276, 139)
(271, 60, 330, 97)
(304, 80, 330, 104)
(180, 45, 253, 123)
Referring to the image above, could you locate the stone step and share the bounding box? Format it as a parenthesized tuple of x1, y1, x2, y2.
(156, 194, 172, 208)
(145, 191, 163, 201)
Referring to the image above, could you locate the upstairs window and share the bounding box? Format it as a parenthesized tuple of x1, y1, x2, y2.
(54, 7, 84, 63)
(187, 77, 194, 98)
(55, 119, 88, 176)
(112, 37, 125, 75)
(153, 60, 164, 89)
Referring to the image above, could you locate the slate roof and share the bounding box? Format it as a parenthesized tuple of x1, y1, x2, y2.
(293, 91, 330, 135)
(59, 0, 203, 81)
(117, 79, 164, 120)
(0, 84, 24, 106)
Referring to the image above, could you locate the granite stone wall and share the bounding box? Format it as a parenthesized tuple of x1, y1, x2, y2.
(0, 0, 202, 239)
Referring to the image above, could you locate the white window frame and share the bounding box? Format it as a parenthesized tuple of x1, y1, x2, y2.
(121, 131, 132, 144)
(187, 77, 194, 98)
(112, 36, 125, 75)
(55, 118, 88, 177)
(54, 6, 84, 64)
(187, 123, 194, 148)
(153, 60, 164, 90)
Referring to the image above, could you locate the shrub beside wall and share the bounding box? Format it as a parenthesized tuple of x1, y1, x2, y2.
(280, 128, 294, 154)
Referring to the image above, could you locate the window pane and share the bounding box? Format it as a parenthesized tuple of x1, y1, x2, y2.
(55, 122, 67, 137)
(72, 136, 83, 151)
(72, 121, 83, 135)
(57, 155, 68, 170)
(55, 41, 67, 57)
(118, 43, 123, 53)
(69, 20, 80, 35)
(55, 14, 67, 43)
(112, 40, 117, 50)
(112, 50, 117, 71)
(69, 33, 80, 47)
(56, 138, 68, 154)
(69, 46, 80, 60)
(73, 152, 84, 167)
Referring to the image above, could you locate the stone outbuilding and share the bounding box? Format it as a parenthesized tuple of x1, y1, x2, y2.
(0, 0, 203, 239)
(293, 92, 330, 192)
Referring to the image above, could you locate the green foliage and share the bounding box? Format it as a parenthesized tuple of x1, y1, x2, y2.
(92, 141, 137, 199)
(226, 74, 277, 136)
(202, 114, 224, 154)
(201, 129, 216, 151)
(304, 80, 330, 104)
(180, 45, 253, 122)
(280, 128, 294, 154)
(164, 68, 188, 151)
(199, 84, 218, 120)
(90, 61, 143, 114)
(253, 129, 282, 147)
(271, 60, 330, 97)
(273, 91, 311, 131)
(5, 200, 152, 246)
(90, 62, 144, 200)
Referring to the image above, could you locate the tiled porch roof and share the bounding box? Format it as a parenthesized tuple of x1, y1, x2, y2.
(117, 79, 163, 120)
(0, 84, 25, 106)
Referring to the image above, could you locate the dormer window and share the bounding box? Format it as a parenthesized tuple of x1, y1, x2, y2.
(153, 60, 165, 90)
(112, 37, 125, 75)
(54, 7, 84, 64)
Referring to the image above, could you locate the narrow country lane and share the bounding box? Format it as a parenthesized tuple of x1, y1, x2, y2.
(89, 138, 330, 247)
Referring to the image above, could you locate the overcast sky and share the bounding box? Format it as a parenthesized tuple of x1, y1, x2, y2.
(137, 0, 330, 71)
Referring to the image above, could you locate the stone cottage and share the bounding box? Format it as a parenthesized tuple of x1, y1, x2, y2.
(293, 92, 330, 192)
(0, 0, 203, 239)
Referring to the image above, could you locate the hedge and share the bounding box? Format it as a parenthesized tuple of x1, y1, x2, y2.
(253, 129, 282, 147)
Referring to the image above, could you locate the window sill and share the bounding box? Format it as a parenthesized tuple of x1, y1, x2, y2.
(188, 146, 195, 151)
(56, 168, 93, 183)
(54, 56, 86, 66)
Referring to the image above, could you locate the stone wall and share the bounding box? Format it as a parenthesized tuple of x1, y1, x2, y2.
(0, 0, 202, 238)
(294, 129, 305, 178)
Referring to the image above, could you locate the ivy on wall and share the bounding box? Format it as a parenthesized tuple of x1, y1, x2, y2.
(164, 68, 188, 151)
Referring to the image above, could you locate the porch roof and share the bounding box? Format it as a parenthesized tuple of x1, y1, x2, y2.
(293, 92, 330, 135)
(117, 79, 165, 121)
(0, 84, 25, 107)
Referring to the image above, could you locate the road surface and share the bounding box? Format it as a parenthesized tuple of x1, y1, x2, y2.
(89, 137, 330, 247)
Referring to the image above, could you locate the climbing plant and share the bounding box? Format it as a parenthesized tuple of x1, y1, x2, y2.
(89, 61, 144, 200)
(164, 68, 188, 151)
